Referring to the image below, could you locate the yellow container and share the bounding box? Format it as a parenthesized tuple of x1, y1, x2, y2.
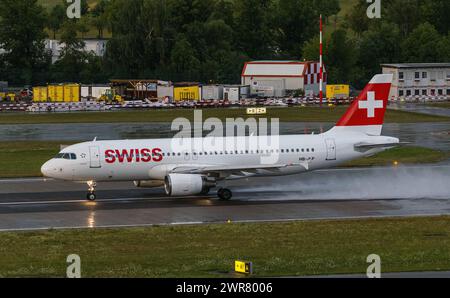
(174, 86, 200, 101)
(32, 87, 48, 102)
(326, 84, 350, 99)
(48, 85, 64, 102)
(64, 84, 80, 102)
(33, 87, 41, 101)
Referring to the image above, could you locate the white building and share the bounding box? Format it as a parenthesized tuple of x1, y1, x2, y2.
(202, 85, 223, 100)
(223, 85, 250, 102)
(241, 61, 327, 97)
(45, 39, 108, 63)
(381, 63, 450, 100)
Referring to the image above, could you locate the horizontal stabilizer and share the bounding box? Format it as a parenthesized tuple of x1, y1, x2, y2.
(354, 142, 408, 151)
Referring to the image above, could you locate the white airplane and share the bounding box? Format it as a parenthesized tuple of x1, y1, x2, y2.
(41, 74, 400, 201)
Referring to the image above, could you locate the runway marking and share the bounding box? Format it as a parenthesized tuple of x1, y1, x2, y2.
(0, 178, 51, 183)
(0, 196, 210, 206)
(0, 195, 447, 206)
(0, 213, 448, 233)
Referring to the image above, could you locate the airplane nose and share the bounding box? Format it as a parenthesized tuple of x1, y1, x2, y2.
(41, 160, 54, 178)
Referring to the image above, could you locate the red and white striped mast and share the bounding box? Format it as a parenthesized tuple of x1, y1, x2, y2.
(319, 14, 324, 106)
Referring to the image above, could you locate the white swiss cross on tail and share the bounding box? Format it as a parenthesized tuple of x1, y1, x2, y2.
(358, 91, 384, 118)
(333, 74, 393, 136)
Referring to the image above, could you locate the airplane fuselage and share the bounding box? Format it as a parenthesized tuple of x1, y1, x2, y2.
(40, 74, 398, 201)
(41, 132, 398, 182)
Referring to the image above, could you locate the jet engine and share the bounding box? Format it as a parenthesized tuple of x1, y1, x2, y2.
(134, 180, 165, 188)
(164, 174, 216, 196)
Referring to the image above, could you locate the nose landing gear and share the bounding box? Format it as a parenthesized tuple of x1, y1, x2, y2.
(87, 181, 97, 201)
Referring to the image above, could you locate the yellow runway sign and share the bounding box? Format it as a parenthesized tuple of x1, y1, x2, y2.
(235, 260, 253, 274)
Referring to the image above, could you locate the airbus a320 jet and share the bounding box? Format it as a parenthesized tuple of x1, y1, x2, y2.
(42, 74, 400, 201)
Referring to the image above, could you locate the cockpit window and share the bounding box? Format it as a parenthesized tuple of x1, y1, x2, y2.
(54, 153, 77, 160)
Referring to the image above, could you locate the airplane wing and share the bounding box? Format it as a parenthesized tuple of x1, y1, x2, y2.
(169, 162, 309, 178)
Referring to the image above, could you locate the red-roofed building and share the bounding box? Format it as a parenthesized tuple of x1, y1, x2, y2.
(241, 61, 327, 97)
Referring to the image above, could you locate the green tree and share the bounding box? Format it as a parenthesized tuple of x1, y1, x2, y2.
(78, 16, 91, 39)
(401, 22, 450, 62)
(358, 22, 402, 84)
(420, 0, 450, 35)
(103, 0, 147, 77)
(275, 0, 317, 59)
(48, 4, 66, 39)
(0, 0, 50, 85)
(344, 0, 370, 36)
(234, 0, 276, 59)
(91, 0, 109, 38)
(385, 0, 421, 37)
(325, 29, 358, 84)
(169, 36, 201, 81)
(52, 20, 89, 82)
(302, 35, 324, 61)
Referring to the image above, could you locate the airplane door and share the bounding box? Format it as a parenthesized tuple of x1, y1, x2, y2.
(325, 139, 336, 161)
(89, 146, 101, 168)
(183, 150, 190, 161)
(192, 151, 198, 161)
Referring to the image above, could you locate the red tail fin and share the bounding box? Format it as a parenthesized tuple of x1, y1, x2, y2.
(332, 74, 393, 135)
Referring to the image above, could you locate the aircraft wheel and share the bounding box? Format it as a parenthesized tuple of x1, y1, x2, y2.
(218, 188, 232, 201)
(87, 192, 97, 201)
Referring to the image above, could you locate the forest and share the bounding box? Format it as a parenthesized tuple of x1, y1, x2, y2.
(0, 0, 449, 89)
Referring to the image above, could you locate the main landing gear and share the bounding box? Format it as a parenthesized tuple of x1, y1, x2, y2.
(217, 188, 233, 201)
(86, 181, 97, 201)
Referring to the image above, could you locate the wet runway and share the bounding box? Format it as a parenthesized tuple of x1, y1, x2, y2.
(389, 103, 450, 118)
(0, 165, 449, 231)
(1, 121, 449, 150)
